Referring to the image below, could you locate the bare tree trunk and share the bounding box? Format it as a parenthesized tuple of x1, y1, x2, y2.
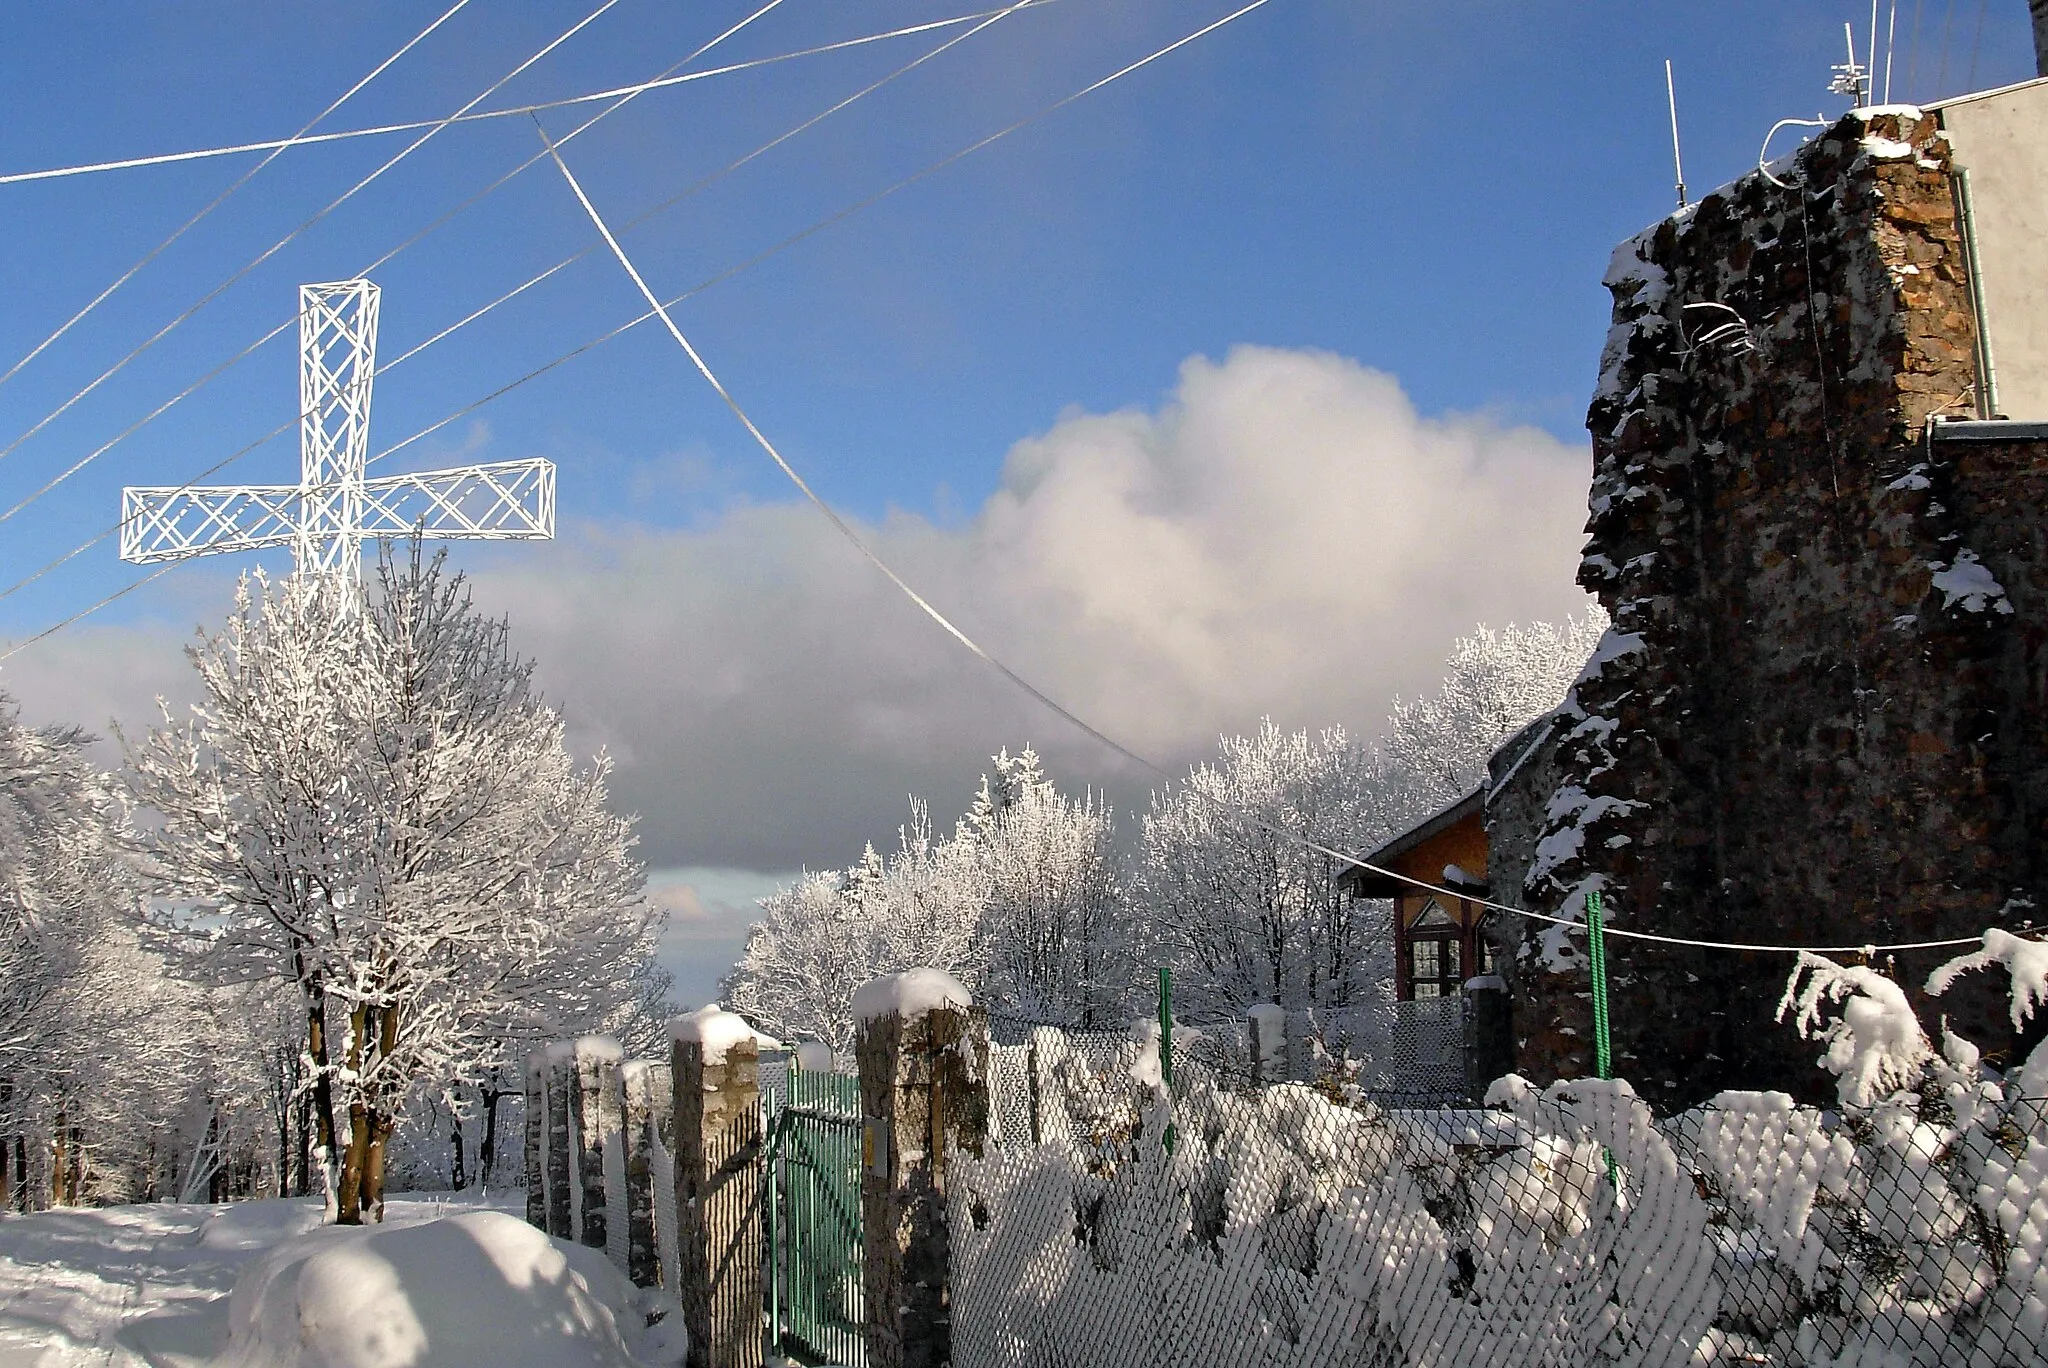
(50, 1110, 67, 1207)
(337, 1003, 370, 1225)
(295, 1092, 312, 1198)
(11, 1135, 26, 1212)
(363, 1112, 396, 1223)
(478, 1083, 509, 1189)
(302, 963, 341, 1218)
(0, 1078, 11, 1213)
(361, 1003, 401, 1222)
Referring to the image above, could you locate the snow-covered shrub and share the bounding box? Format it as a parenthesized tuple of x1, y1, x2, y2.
(948, 933, 2048, 1368)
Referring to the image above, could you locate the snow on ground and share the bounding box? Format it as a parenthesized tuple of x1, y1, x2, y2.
(0, 1191, 679, 1368)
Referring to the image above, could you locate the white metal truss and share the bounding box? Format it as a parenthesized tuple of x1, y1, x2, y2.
(119, 279, 554, 575)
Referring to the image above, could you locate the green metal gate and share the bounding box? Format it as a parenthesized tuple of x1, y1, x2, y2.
(765, 1064, 865, 1366)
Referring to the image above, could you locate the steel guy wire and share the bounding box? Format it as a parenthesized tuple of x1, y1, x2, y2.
(0, 0, 1035, 537)
(0, 0, 629, 482)
(18, 0, 2020, 962)
(540, 30, 2000, 962)
(0, 0, 1282, 610)
(371, 0, 1266, 469)
(0, 0, 1053, 605)
(0, 566, 178, 665)
(0, 3, 1064, 189)
(0, 0, 474, 396)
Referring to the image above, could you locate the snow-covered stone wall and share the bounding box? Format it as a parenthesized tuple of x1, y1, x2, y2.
(1504, 105, 2048, 1107)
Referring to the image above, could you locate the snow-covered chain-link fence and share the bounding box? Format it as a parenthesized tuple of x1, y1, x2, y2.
(950, 1049, 2048, 1367)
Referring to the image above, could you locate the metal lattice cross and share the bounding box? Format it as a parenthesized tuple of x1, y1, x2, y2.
(121, 279, 554, 578)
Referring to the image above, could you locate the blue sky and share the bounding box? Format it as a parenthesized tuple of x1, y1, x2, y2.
(0, 2, 2036, 1005)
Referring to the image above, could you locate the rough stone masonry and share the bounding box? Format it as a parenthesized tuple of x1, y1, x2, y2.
(1500, 107, 2047, 1111)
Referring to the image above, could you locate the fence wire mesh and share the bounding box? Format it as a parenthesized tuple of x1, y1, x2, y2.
(950, 1022, 2048, 1367)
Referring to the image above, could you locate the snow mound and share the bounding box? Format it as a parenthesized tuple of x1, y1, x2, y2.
(193, 1197, 330, 1251)
(852, 967, 971, 1024)
(214, 1209, 684, 1368)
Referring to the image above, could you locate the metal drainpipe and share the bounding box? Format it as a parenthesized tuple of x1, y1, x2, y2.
(1952, 165, 2002, 419)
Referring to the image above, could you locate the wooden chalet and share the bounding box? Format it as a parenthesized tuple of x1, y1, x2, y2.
(1340, 790, 1496, 1000)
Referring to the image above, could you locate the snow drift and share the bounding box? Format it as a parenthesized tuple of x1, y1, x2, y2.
(213, 1209, 685, 1368)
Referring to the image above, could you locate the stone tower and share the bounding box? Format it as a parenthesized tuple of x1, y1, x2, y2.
(1501, 98, 2048, 1111)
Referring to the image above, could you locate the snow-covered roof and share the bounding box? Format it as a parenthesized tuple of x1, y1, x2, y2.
(1339, 787, 1486, 899)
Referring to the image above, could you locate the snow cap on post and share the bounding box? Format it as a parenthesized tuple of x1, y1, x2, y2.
(795, 1041, 834, 1072)
(572, 1035, 624, 1063)
(667, 1004, 776, 1064)
(851, 967, 971, 1025)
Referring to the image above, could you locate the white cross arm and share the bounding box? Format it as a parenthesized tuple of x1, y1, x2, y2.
(121, 458, 555, 565)
(119, 485, 301, 563)
(356, 458, 554, 542)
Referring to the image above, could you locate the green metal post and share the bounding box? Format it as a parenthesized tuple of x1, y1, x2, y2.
(765, 1101, 779, 1362)
(1586, 891, 1612, 1080)
(1158, 965, 1175, 1156)
(1585, 890, 1620, 1189)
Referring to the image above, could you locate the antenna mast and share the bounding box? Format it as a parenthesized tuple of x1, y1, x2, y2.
(1831, 21, 1871, 105)
(1666, 59, 1688, 210)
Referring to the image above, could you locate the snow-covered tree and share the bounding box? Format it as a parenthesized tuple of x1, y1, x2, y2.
(126, 547, 662, 1223)
(1135, 720, 1399, 1019)
(962, 749, 1126, 1028)
(728, 751, 1125, 1046)
(727, 804, 983, 1053)
(1380, 608, 1607, 817)
(0, 693, 202, 1210)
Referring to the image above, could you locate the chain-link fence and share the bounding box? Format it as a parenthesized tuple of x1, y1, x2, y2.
(949, 1039, 2048, 1368)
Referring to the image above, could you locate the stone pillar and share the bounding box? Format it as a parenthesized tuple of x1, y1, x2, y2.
(1463, 977, 1514, 1101)
(523, 1049, 546, 1230)
(570, 1037, 624, 1253)
(671, 1010, 763, 1368)
(543, 1042, 576, 1239)
(854, 970, 988, 1368)
(1247, 1003, 1285, 1084)
(615, 1059, 672, 1290)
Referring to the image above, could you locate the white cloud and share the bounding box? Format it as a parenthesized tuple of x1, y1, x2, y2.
(471, 345, 1594, 868)
(2, 346, 1594, 883)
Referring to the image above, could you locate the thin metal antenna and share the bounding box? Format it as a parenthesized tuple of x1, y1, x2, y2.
(1666, 59, 1688, 209)
(1870, 0, 1882, 103)
(1831, 21, 1870, 104)
(1883, 0, 1899, 103)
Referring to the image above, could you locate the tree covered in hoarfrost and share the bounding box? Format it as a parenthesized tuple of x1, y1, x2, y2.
(1380, 608, 1607, 817)
(126, 547, 663, 1223)
(963, 749, 1126, 1029)
(728, 751, 1124, 1048)
(1134, 611, 1603, 1021)
(0, 694, 205, 1209)
(727, 803, 980, 1053)
(1136, 720, 1400, 1020)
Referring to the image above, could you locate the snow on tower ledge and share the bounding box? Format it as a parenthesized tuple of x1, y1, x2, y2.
(851, 968, 971, 1025)
(666, 1005, 776, 1064)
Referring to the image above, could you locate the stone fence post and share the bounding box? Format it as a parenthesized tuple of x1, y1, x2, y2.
(538, 1042, 577, 1238)
(1463, 975, 1514, 1101)
(671, 1008, 764, 1368)
(1247, 1003, 1286, 1083)
(613, 1059, 673, 1291)
(571, 1037, 625, 1254)
(523, 1048, 547, 1230)
(854, 969, 989, 1368)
